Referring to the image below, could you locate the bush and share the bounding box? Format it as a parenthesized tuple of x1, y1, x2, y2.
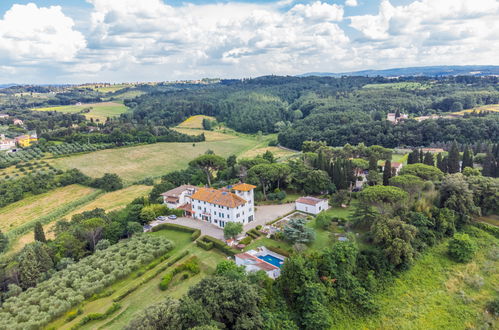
(448, 233, 477, 263)
(267, 245, 291, 257)
(191, 229, 201, 241)
(487, 297, 499, 316)
(159, 256, 199, 290)
(198, 235, 239, 256)
(196, 239, 213, 250)
(239, 236, 252, 245)
(65, 308, 83, 322)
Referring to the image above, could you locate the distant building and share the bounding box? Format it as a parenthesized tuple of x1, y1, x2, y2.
(295, 196, 329, 215)
(13, 119, 24, 126)
(15, 134, 38, 148)
(381, 161, 404, 175)
(421, 148, 445, 154)
(0, 114, 9, 119)
(0, 134, 15, 151)
(387, 112, 408, 124)
(353, 168, 368, 189)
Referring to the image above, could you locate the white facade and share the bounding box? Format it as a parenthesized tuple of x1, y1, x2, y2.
(295, 197, 329, 215)
(161, 185, 197, 209)
(235, 247, 284, 279)
(191, 185, 255, 228)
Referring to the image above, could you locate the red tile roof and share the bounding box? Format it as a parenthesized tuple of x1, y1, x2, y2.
(161, 185, 197, 197)
(232, 183, 256, 192)
(192, 188, 246, 208)
(296, 196, 325, 206)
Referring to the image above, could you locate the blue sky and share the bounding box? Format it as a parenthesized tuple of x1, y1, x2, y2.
(0, 0, 497, 83)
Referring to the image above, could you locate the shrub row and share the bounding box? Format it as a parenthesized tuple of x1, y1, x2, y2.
(70, 303, 121, 330)
(198, 236, 239, 256)
(151, 223, 200, 241)
(246, 228, 263, 239)
(239, 236, 252, 245)
(196, 239, 213, 250)
(159, 256, 200, 291)
(267, 246, 291, 257)
(473, 222, 499, 239)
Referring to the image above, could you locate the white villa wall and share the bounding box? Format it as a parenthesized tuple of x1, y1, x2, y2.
(296, 200, 329, 215)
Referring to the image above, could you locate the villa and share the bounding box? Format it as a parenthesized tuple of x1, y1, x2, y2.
(235, 247, 285, 279)
(161, 184, 197, 209)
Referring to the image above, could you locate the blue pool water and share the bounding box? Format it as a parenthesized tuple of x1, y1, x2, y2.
(257, 254, 284, 268)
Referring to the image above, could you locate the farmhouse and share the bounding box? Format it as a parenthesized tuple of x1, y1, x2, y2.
(15, 134, 38, 148)
(381, 161, 404, 175)
(295, 196, 329, 215)
(161, 185, 197, 209)
(235, 247, 285, 279)
(387, 112, 408, 124)
(191, 183, 256, 228)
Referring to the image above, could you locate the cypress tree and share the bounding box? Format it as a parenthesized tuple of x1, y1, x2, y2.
(448, 141, 460, 173)
(368, 155, 378, 171)
(383, 160, 392, 186)
(423, 152, 434, 166)
(441, 156, 449, 173)
(34, 222, 46, 243)
(419, 149, 424, 163)
(436, 153, 444, 171)
(0, 229, 8, 253)
(461, 146, 474, 170)
(482, 153, 496, 177)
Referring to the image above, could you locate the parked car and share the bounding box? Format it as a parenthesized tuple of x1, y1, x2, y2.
(157, 216, 168, 221)
(168, 215, 177, 220)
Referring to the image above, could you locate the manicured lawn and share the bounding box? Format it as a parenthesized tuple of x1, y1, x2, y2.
(31, 102, 129, 122)
(0, 184, 96, 233)
(323, 205, 354, 219)
(49, 229, 226, 330)
(51, 137, 258, 183)
(244, 237, 292, 253)
(331, 227, 499, 329)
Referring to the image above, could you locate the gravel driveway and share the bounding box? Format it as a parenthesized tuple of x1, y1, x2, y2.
(246, 203, 295, 230)
(163, 217, 224, 240)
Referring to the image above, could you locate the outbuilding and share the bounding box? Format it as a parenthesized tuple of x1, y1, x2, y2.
(295, 196, 329, 215)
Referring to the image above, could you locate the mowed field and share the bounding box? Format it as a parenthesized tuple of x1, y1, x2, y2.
(31, 102, 129, 122)
(9, 185, 152, 254)
(0, 184, 96, 233)
(51, 138, 257, 183)
(453, 104, 499, 115)
(176, 114, 216, 129)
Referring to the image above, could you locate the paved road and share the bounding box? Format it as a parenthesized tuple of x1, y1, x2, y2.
(165, 203, 295, 239)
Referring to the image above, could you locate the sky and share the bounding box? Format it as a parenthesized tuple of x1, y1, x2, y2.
(0, 0, 497, 83)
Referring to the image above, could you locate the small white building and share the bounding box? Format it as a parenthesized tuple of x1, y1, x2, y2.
(191, 183, 256, 228)
(235, 247, 284, 279)
(161, 185, 197, 209)
(0, 134, 15, 151)
(295, 196, 329, 215)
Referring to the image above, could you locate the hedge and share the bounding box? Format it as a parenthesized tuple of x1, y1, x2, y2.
(267, 246, 291, 257)
(239, 236, 252, 245)
(159, 256, 200, 290)
(196, 239, 213, 250)
(70, 303, 121, 329)
(151, 223, 200, 241)
(198, 235, 239, 256)
(473, 222, 499, 238)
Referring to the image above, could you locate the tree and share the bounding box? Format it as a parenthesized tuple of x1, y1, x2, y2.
(262, 150, 275, 163)
(389, 174, 424, 200)
(125, 297, 182, 330)
(407, 149, 420, 164)
(436, 153, 447, 172)
(358, 185, 408, 215)
(440, 173, 480, 224)
(304, 170, 331, 194)
(283, 218, 315, 244)
(296, 282, 332, 330)
(423, 152, 434, 166)
(149, 181, 175, 203)
(80, 217, 106, 251)
(214, 260, 246, 280)
(447, 141, 460, 173)
(91, 173, 123, 191)
(399, 163, 444, 181)
(382, 160, 392, 186)
(34, 222, 46, 243)
(189, 154, 226, 187)
(371, 216, 417, 267)
(248, 163, 278, 199)
(448, 233, 476, 263)
(223, 222, 243, 239)
(187, 276, 263, 329)
(0, 229, 8, 253)
(18, 242, 54, 289)
(482, 153, 497, 177)
(461, 145, 474, 170)
(126, 222, 143, 237)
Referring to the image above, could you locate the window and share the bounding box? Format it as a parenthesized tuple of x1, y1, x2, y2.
(248, 215, 253, 222)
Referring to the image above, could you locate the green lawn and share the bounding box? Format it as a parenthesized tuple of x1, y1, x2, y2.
(31, 102, 128, 122)
(48, 229, 226, 330)
(331, 226, 499, 329)
(51, 137, 258, 183)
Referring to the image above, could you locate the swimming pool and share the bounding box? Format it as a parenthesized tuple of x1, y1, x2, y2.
(257, 254, 284, 268)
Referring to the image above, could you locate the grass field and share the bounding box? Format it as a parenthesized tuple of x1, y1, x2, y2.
(51, 134, 261, 183)
(331, 227, 499, 329)
(363, 82, 431, 90)
(31, 102, 129, 122)
(8, 185, 152, 254)
(0, 184, 96, 233)
(177, 115, 216, 129)
(48, 229, 226, 330)
(453, 104, 499, 115)
(476, 214, 499, 227)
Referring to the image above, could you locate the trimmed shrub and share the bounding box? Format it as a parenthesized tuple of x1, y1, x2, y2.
(267, 246, 291, 257)
(196, 239, 213, 250)
(191, 229, 201, 241)
(151, 223, 199, 240)
(159, 256, 200, 290)
(198, 235, 239, 256)
(239, 236, 252, 245)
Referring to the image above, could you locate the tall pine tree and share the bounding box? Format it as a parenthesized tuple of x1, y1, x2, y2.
(461, 146, 474, 170)
(423, 152, 434, 166)
(419, 149, 424, 163)
(383, 160, 392, 186)
(448, 141, 460, 173)
(436, 153, 444, 171)
(482, 153, 497, 177)
(34, 222, 46, 243)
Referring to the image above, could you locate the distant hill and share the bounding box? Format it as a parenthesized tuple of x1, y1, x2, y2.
(299, 65, 499, 77)
(0, 84, 18, 89)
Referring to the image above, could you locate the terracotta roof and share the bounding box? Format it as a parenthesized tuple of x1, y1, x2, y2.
(192, 188, 246, 208)
(391, 162, 403, 168)
(232, 183, 256, 192)
(165, 196, 179, 203)
(235, 252, 278, 271)
(177, 203, 192, 212)
(161, 185, 197, 197)
(296, 196, 325, 206)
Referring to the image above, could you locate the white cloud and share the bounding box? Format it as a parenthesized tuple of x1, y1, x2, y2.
(0, 3, 86, 63)
(345, 0, 358, 7)
(290, 1, 344, 21)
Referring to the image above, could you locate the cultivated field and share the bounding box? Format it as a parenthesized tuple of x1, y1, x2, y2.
(8, 185, 152, 254)
(51, 138, 258, 183)
(0, 184, 96, 233)
(31, 102, 129, 122)
(332, 227, 499, 329)
(48, 229, 226, 329)
(453, 104, 499, 115)
(176, 115, 216, 129)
